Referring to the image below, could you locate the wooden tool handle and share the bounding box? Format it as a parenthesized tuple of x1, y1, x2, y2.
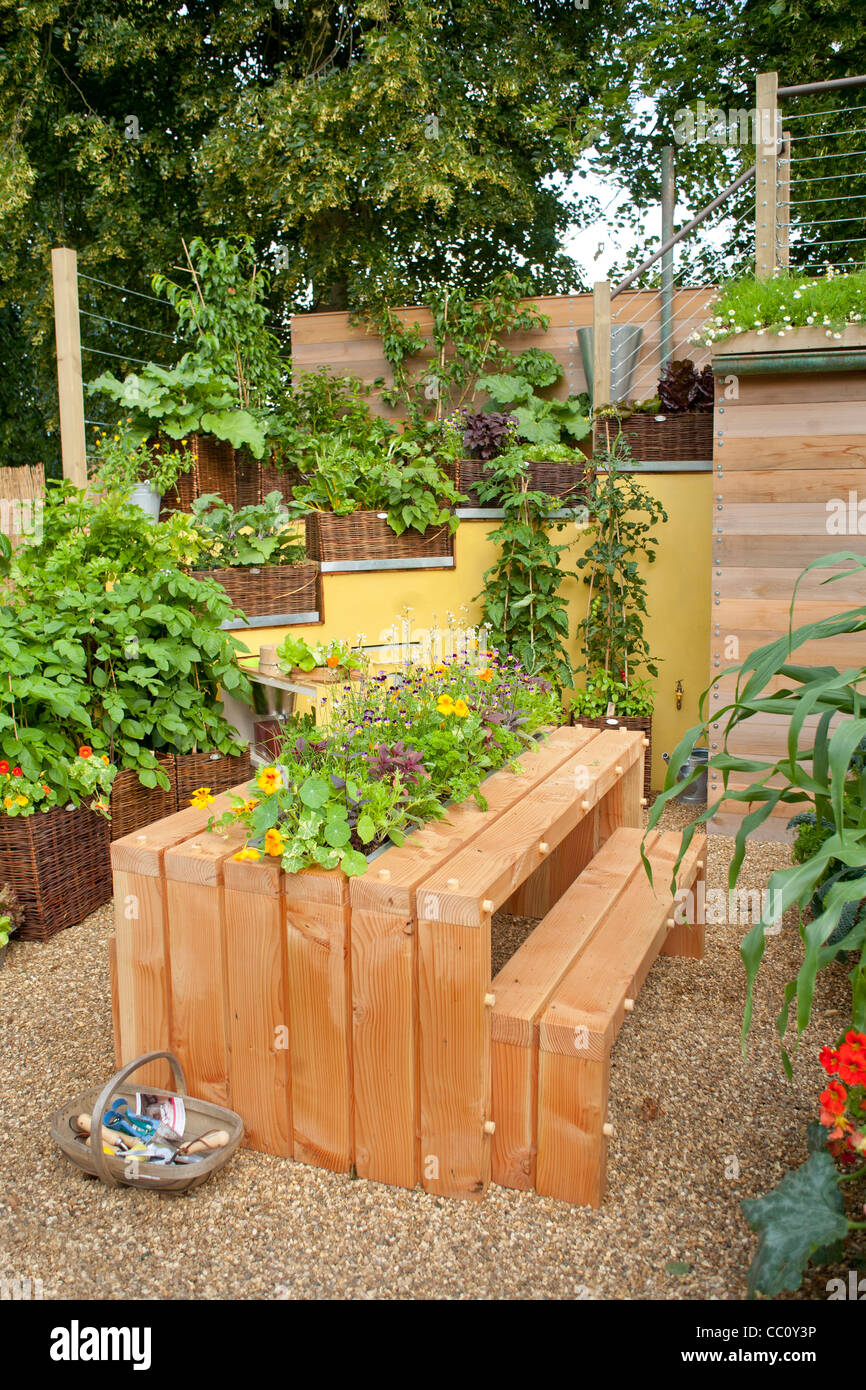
(180, 1129, 229, 1155)
(77, 1113, 126, 1150)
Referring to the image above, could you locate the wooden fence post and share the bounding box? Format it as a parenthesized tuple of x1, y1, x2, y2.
(591, 280, 611, 450)
(51, 247, 87, 488)
(755, 72, 780, 280)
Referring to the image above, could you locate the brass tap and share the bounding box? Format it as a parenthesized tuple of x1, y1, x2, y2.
(675, 680, 684, 711)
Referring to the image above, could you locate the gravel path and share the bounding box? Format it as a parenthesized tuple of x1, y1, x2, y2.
(0, 801, 858, 1301)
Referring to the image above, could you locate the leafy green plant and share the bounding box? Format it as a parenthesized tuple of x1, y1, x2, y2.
(89, 359, 269, 457)
(477, 448, 580, 690)
(570, 669, 655, 719)
(289, 437, 464, 536)
(698, 268, 866, 346)
(276, 635, 365, 676)
(6, 487, 252, 789)
(478, 368, 591, 448)
(574, 427, 667, 704)
(91, 429, 193, 495)
(189, 492, 305, 569)
(152, 236, 284, 410)
(269, 367, 397, 472)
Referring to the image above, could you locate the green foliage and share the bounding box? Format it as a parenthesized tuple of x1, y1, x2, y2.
(269, 368, 397, 472)
(89, 360, 269, 458)
(741, 1150, 849, 1298)
(574, 429, 667, 694)
(289, 436, 465, 537)
(91, 430, 193, 496)
(152, 237, 283, 409)
(648, 552, 866, 1064)
(276, 636, 365, 676)
(477, 448, 580, 690)
(478, 367, 591, 448)
(701, 270, 866, 346)
(5, 487, 252, 788)
(570, 669, 655, 719)
(189, 492, 305, 569)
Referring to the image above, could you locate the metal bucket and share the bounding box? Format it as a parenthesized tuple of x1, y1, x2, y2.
(128, 483, 161, 524)
(663, 747, 709, 802)
(578, 324, 644, 404)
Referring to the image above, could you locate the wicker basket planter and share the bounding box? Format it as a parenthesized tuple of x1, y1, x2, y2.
(190, 562, 321, 621)
(110, 753, 177, 843)
(0, 806, 112, 941)
(458, 457, 593, 508)
(258, 462, 302, 508)
(615, 413, 713, 462)
(305, 511, 455, 568)
(174, 748, 253, 809)
(159, 434, 238, 517)
(234, 451, 262, 508)
(572, 712, 653, 801)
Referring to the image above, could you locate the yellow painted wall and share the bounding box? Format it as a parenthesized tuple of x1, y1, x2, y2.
(236, 473, 712, 790)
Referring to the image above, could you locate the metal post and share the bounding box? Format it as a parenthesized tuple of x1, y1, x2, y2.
(51, 247, 88, 487)
(777, 129, 791, 270)
(755, 71, 780, 279)
(660, 146, 676, 368)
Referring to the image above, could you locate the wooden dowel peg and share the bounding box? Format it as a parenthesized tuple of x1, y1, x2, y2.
(482, 899, 495, 913)
(642, 737, 650, 747)
(447, 877, 459, 890)
(697, 860, 704, 870)
(615, 765, 623, 776)
(581, 799, 591, 812)
(666, 917, 675, 929)
(602, 1123, 614, 1138)
(639, 797, 648, 807)
(484, 993, 496, 1007)
(538, 841, 550, 854)
(378, 868, 391, 882)
(623, 997, 634, 1012)
(136, 833, 147, 842)
(483, 1120, 496, 1135)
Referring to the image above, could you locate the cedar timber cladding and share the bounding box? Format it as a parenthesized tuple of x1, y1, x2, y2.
(290, 290, 714, 419)
(709, 350, 866, 840)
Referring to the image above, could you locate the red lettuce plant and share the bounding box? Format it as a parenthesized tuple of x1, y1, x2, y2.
(461, 410, 518, 460)
(657, 359, 714, 414)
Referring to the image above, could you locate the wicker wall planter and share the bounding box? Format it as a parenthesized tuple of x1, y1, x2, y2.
(235, 451, 262, 508)
(190, 562, 321, 620)
(159, 434, 238, 517)
(0, 806, 112, 941)
(110, 752, 177, 843)
(571, 712, 653, 800)
(258, 462, 302, 508)
(174, 749, 253, 809)
(458, 458, 593, 508)
(615, 413, 713, 462)
(305, 511, 455, 568)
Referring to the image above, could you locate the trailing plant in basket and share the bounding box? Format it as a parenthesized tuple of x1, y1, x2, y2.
(477, 447, 582, 690)
(647, 551, 866, 1297)
(189, 492, 305, 568)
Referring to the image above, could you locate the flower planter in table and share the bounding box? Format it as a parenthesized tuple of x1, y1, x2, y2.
(304, 511, 455, 572)
(109, 725, 646, 1198)
(0, 805, 112, 941)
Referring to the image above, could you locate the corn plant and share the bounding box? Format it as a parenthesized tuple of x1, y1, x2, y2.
(648, 551, 866, 1067)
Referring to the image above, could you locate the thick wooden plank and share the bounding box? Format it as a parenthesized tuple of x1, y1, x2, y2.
(713, 533, 866, 566)
(536, 832, 703, 1206)
(284, 877, 353, 1171)
(720, 468, 866, 505)
(112, 869, 173, 1088)
(714, 565, 866, 603)
(718, 435, 866, 472)
(108, 935, 122, 1070)
(720, 401, 866, 439)
(490, 828, 660, 1190)
(223, 857, 291, 1156)
(723, 373, 866, 406)
(164, 825, 248, 1106)
(111, 786, 244, 876)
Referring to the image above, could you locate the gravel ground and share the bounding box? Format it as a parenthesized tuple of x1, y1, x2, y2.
(0, 798, 859, 1301)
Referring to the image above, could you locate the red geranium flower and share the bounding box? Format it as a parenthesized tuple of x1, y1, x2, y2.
(0, 761, 8, 774)
(820, 1079, 848, 1119)
(12, 767, 22, 777)
(819, 1045, 839, 1074)
(838, 1032, 866, 1087)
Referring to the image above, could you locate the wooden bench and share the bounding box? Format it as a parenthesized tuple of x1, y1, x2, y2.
(491, 825, 706, 1206)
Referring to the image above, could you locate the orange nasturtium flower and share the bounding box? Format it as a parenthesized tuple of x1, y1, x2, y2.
(820, 1080, 848, 1118)
(453, 699, 470, 718)
(476, 668, 494, 682)
(233, 846, 262, 862)
(78, 746, 93, 759)
(257, 766, 283, 795)
(264, 828, 285, 858)
(242, 798, 260, 813)
(189, 786, 215, 809)
(3, 796, 14, 809)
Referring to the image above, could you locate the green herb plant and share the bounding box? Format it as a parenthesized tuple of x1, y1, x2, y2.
(189, 491, 305, 568)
